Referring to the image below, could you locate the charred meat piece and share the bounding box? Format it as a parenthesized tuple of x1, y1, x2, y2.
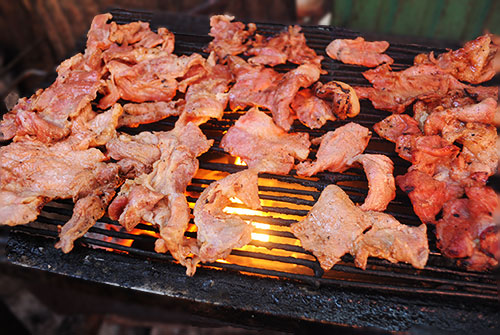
(296, 122, 371, 177)
(194, 170, 261, 268)
(220, 108, 310, 174)
(0, 140, 121, 252)
(207, 15, 256, 60)
(246, 25, 323, 67)
(291, 89, 335, 129)
(326, 37, 394, 67)
(291, 184, 370, 271)
(314, 81, 360, 119)
(415, 35, 498, 84)
(352, 211, 428, 269)
(107, 122, 213, 274)
(348, 154, 395, 211)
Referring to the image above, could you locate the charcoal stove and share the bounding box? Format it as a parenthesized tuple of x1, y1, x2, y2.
(3, 8, 500, 334)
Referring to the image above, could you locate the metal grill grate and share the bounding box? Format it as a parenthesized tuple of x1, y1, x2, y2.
(7, 8, 499, 303)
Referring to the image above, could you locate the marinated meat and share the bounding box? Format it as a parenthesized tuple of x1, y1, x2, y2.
(246, 25, 323, 67)
(291, 184, 370, 270)
(228, 56, 282, 110)
(436, 187, 500, 271)
(291, 89, 335, 129)
(396, 170, 462, 223)
(355, 64, 465, 113)
(220, 108, 310, 174)
(450, 123, 498, 186)
(107, 122, 213, 274)
(314, 81, 360, 119)
(291, 185, 428, 270)
(99, 53, 207, 109)
(178, 54, 233, 125)
(296, 122, 371, 177)
(67, 103, 123, 150)
(207, 15, 256, 60)
(119, 100, 183, 128)
(348, 154, 395, 211)
(228, 56, 320, 130)
(423, 98, 497, 137)
(194, 170, 261, 268)
(2, 54, 101, 143)
(414, 35, 498, 84)
(352, 212, 428, 269)
(373, 114, 422, 143)
(395, 135, 460, 175)
(106, 131, 161, 178)
(0, 140, 121, 252)
(326, 37, 394, 67)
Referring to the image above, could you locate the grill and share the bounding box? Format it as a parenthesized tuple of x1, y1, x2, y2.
(5, 8, 500, 333)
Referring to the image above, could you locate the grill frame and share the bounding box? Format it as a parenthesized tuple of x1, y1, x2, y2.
(4, 8, 500, 333)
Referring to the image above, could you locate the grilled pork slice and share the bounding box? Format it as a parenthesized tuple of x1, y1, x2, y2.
(373, 114, 422, 143)
(355, 64, 466, 113)
(1, 55, 100, 143)
(291, 185, 429, 270)
(291, 89, 335, 129)
(207, 15, 256, 60)
(0, 12, 174, 143)
(326, 37, 394, 67)
(99, 52, 207, 109)
(246, 25, 323, 67)
(107, 122, 213, 274)
(352, 212, 428, 270)
(296, 122, 371, 177)
(194, 170, 261, 269)
(177, 53, 233, 125)
(0, 140, 121, 252)
(228, 56, 320, 131)
(291, 185, 370, 271)
(220, 108, 310, 174)
(106, 131, 161, 178)
(423, 98, 497, 137)
(414, 35, 498, 84)
(348, 154, 395, 211)
(450, 123, 498, 186)
(119, 100, 183, 128)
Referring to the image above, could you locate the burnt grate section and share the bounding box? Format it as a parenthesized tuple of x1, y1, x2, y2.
(6, 8, 499, 307)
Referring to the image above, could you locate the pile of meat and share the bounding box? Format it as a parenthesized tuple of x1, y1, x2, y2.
(0, 13, 496, 276)
(338, 34, 500, 271)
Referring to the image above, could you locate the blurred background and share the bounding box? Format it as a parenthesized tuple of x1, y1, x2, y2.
(1, 1, 499, 334)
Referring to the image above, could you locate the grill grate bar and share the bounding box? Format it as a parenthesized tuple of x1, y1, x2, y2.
(10, 225, 498, 300)
(31, 207, 498, 289)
